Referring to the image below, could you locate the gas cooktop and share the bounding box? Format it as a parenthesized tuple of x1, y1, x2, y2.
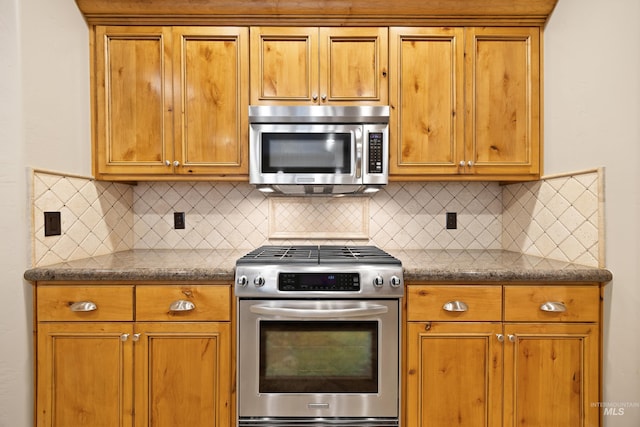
(236, 245, 401, 265)
(235, 245, 403, 298)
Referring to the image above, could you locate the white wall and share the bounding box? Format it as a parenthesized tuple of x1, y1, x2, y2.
(0, 0, 89, 424)
(545, 0, 640, 425)
(1, 0, 639, 425)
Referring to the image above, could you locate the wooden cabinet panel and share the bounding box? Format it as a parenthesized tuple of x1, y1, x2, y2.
(94, 26, 248, 179)
(95, 26, 173, 175)
(250, 27, 318, 103)
(135, 285, 231, 321)
(134, 322, 231, 427)
(390, 26, 540, 180)
(407, 285, 502, 321)
(504, 285, 599, 322)
(406, 322, 503, 427)
(503, 323, 600, 427)
(37, 285, 134, 321)
(173, 27, 249, 175)
(464, 27, 540, 177)
(389, 27, 465, 175)
(320, 27, 388, 103)
(36, 322, 134, 427)
(250, 27, 387, 105)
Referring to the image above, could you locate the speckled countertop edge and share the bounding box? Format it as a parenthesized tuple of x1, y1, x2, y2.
(24, 248, 613, 284)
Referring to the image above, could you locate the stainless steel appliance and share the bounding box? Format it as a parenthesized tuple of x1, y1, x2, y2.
(249, 106, 389, 195)
(235, 246, 403, 427)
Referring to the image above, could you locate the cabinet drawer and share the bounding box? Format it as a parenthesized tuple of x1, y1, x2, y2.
(136, 285, 231, 321)
(37, 286, 134, 321)
(504, 286, 599, 322)
(407, 285, 502, 321)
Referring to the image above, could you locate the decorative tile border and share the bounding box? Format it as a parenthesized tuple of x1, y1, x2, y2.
(269, 197, 369, 239)
(31, 169, 134, 266)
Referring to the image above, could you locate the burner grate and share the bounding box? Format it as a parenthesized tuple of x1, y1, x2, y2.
(237, 245, 399, 265)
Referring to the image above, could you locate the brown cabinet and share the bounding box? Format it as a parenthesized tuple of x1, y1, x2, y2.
(34, 283, 232, 427)
(250, 27, 388, 105)
(405, 283, 603, 427)
(390, 27, 540, 180)
(94, 26, 248, 180)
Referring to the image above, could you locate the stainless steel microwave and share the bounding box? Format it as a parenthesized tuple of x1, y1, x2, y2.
(249, 106, 390, 195)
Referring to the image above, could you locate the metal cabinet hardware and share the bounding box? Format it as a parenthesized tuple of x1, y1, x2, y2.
(539, 301, 567, 313)
(508, 334, 516, 343)
(496, 334, 504, 342)
(120, 333, 129, 342)
(69, 301, 97, 312)
(169, 300, 195, 312)
(442, 300, 468, 312)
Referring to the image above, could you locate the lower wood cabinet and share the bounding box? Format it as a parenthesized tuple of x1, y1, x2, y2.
(34, 283, 232, 427)
(405, 283, 603, 427)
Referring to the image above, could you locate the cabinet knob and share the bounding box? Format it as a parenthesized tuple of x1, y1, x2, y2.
(312, 94, 319, 101)
(459, 160, 466, 167)
(496, 334, 504, 342)
(173, 160, 180, 167)
(120, 333, 130, 342)
(467, 160, 474, 167)
(169, 300, 195, 312)
(69, 301, 97, 312)
(508, 334, 516, 343)
(321, 94, 327, 101)
(132, 333, 141, 342)
(442, 300, 468, 312)
(540, 301, 567, 313)
(165, 160, 171, 166)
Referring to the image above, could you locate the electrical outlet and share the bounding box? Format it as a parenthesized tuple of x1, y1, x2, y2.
(446, 212, 457, 230)
(174, 212, 185, 229)
(44, 211, 62, 236)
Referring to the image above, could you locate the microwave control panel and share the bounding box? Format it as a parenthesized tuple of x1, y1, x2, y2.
(368, 132, 384, 174)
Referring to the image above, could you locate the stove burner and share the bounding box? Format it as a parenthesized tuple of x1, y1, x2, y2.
(237, 245, 399, 265)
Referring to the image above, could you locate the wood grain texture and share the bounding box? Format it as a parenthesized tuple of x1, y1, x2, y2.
(75, 0, 559, 26)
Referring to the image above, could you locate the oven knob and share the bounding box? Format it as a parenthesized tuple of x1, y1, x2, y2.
(373, 276, 384, 287)
(236, 275, 248, 287)
(254, 276, 265, 287)
(390, 276, 402, 288)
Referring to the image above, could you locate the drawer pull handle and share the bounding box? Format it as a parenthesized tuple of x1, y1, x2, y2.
(442, 300, 468, 312)
(169, 300, 195, 312)
(540, 301, 567, 313)
(69, 301, 97, 312)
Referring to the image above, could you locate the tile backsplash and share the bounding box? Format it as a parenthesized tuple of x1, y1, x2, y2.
(31, 168, 604, 268)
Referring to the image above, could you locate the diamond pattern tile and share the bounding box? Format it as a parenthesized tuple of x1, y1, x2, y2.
(32, 171, 134, 266)
(502, 169, 602, 267)
(31, 168, 604, 267)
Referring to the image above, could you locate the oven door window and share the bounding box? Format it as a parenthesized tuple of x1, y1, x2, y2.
(259, 321, 378, 393)
(261, 133, 352, 174)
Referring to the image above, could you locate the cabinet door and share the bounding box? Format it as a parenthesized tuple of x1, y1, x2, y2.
(172, 27, 249, 175)
(503, 323, 600, 427)
(464, 27, 540, 178)
(36, 323, 134, 427)
(389, 28, 465, 176)
(95, 26, 173, 176)
(134, 322, 231, 427)
(250, 27, 319, 104)
(406, 322, 502, 427)
(320, 27, 388, 104)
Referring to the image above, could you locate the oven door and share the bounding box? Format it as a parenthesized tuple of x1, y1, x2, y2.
(249, 124, 362, 186)
(237, 299, 400, 424)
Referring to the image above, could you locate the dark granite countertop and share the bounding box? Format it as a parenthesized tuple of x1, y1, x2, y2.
(24, 248, 613, 284)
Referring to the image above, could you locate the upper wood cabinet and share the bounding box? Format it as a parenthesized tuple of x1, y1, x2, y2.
(390, 27, 541, 181)
(94, 26, 248, 180)
(250, 27, 388, 105)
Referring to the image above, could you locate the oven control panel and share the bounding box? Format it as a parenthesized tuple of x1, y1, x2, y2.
(279, 272, 360, 292)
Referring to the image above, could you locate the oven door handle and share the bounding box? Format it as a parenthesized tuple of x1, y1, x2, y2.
(249, 304, 388, 318)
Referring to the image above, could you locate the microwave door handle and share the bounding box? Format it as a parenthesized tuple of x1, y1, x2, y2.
(355, 130, 363, 179)
(249, 304, 388, 319)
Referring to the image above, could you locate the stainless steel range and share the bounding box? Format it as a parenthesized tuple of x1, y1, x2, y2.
(235, 246, 403, 427)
